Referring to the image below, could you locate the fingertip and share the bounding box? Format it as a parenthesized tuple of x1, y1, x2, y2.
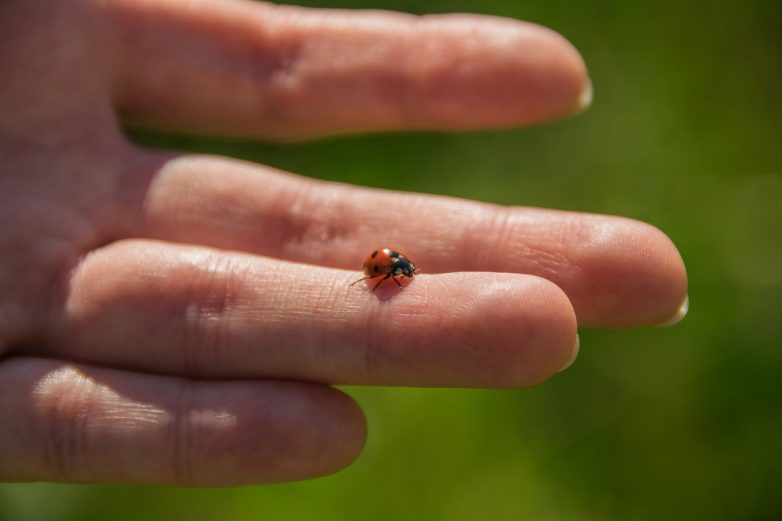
(407, 14, 591, 128)
(190, 382, 367, 485)
(637, 222, 689, 326)
(411, 273, 578, 388)
(571, 218, 689, 327)
(305, 385, 368, 477)
(490, 274, 579, 386)
(519, 20, 591, 118)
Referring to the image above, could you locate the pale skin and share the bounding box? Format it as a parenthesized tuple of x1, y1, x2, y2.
(0, 0, 687, 485)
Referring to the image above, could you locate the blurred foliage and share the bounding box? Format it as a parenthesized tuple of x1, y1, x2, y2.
(2, 0, 781, 519)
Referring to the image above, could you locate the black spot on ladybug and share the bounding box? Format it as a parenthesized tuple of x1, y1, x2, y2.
(350, 248, 417, 293)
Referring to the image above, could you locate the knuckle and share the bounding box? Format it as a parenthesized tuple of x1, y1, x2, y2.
(175, 253, 245, 377)
(279, 183, 351, 264)
(167, 381, 197, 485)
(32, 365, 97, 481)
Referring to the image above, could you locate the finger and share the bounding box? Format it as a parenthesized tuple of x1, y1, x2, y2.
(101, 0, 589, 139)
(128, 154, 687, 327)
(0, 357, 365, 485)
(38, 239, 578, 387)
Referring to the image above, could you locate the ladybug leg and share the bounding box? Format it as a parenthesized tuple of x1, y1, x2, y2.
(392, 276, 403, 288)
(349, 276, 372, 287)
(371, 273, 392, 293)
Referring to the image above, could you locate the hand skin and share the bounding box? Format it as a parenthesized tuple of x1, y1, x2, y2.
(0, 0, 687, 486)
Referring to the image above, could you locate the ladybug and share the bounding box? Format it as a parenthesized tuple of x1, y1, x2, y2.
(350, 248, 417, 293)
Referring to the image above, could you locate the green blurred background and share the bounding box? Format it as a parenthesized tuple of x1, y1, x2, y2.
(2, 0, 781, 519)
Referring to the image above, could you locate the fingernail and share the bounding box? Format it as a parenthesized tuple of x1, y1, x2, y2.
(577, 77, 593, 112)
(659, 295, 689, 327)
(558, 334, 580, 372)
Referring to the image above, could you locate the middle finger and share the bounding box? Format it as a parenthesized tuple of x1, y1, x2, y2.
(124, 152, 687, 327)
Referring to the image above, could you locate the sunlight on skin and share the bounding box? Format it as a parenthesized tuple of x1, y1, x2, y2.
(0, 0, 686, 485)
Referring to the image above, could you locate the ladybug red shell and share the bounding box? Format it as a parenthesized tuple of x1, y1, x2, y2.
(350, 248, 417, 292)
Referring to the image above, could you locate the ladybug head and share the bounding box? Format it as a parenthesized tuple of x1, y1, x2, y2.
(392, 257, 416, 278)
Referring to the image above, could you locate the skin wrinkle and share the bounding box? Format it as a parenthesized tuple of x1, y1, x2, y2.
(105, 0, 273, 122)
(167, 246, 306, 378)
(302, 278, 373, 380)
(260, 8, 321, 122)
(357, 296, 409, 383)
(334, 190, 469, 265)
(279, 181, 352, 263)
(140, 155, 343, 256)
(459, 204, 514, 272)
(501, 211, 588, 283)
(103, 1, 283, 131)
(402, 196, 474, 261)
(140, 156, 233, 238)
(35, 366, 92, 481)
(263, 34, 303, 94)
(32, 364, 171, 481)
(307, 278, 356, 381)
(181, 256, 360, 382)
(169, 379, 194, 484)
(178, 251, 246, 377)
(238, 268, 315, 376)
(265, 9, 413, 115)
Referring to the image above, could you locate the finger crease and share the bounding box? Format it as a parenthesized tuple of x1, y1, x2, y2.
(169, 380, 196, 485)
(179, 254, 240, 378)
(35, 367, 97, 482)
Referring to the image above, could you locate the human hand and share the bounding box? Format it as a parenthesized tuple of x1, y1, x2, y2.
(0, 0, 687, 485)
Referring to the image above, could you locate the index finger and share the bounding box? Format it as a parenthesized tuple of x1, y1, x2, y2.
(101, 0, 590, 139)
(40, 240, 579, 388)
